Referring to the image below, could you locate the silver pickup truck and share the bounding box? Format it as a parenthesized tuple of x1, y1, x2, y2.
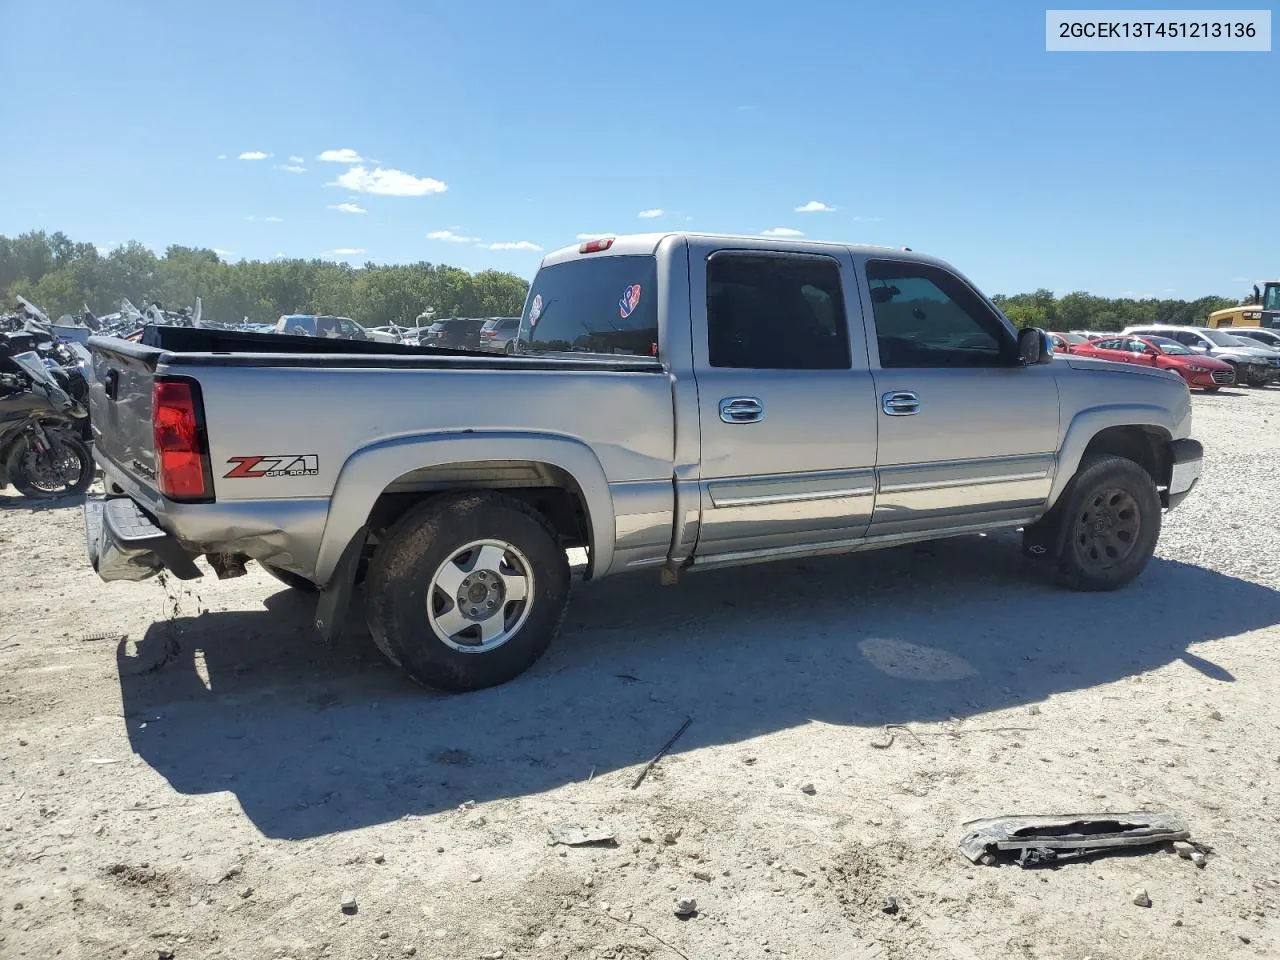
(83, 232, 1203, 691)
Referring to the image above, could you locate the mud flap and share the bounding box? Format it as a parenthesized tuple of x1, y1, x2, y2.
(313, 527, 366, 645)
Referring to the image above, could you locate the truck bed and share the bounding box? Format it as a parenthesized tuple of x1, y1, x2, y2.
(127, 325, 663, 372)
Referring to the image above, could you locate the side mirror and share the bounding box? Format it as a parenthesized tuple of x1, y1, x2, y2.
(1018, 327, 1055, 365)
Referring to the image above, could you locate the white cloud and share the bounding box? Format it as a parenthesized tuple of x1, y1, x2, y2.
(482, 240, 542, 252)
(853, 216, 883, 222)
(238, 151, 271, 160)
(216, 154, 227, 160)
(278, 164, 307, 174)
(264, 216, 284, 222)
(760, 227, 805, 237)
(428, 229, 478, 242)
(289, 155, 304, 163)
(317, 148, 364, 163)
(330, 248, 366, 256)
(1231, 276, 1253, 283)
(214, 248, 235, 258)
(795, 200, 836, 213)
(332, 165, 446, 197)
(638, 208, 663, 218)
(575, 232, 614, 240)
(328, 202, 367, 214)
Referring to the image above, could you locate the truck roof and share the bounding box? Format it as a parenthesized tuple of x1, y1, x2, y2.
(539, 232, 952, 270)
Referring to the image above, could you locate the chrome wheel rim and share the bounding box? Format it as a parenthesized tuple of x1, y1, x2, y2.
(1073, 487, 1141, 572)
(425, 539, 534, 653)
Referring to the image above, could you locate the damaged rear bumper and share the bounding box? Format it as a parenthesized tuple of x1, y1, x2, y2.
(84, 496, 202, 582)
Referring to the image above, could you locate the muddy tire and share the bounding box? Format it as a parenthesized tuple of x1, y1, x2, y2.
(1054, 454, 1161, 592)
(260, 562, 318, 593)
(365, 492, 570, 691)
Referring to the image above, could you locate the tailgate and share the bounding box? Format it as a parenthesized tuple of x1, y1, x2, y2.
(88, 337, 164, 488)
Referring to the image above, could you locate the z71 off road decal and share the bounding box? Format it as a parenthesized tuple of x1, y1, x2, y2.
(224, 455, 319, 479)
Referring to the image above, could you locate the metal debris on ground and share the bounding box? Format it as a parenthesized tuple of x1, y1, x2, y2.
(958, 812, 1192, 867)
(547, 824, 618, 848)
(630, 716, 692, 790)
(673, 896, 697, 916)
(78, 631, 128, 643)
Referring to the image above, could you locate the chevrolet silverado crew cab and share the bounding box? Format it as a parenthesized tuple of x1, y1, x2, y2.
(83, 233, 1203, 691)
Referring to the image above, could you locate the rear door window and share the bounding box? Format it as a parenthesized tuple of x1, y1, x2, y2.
(706, 253, 851, 369)
(519, 255, 658, 357)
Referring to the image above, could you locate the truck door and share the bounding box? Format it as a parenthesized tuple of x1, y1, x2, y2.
(858, 257, 1060, 537)
(690, 248, 879, 559)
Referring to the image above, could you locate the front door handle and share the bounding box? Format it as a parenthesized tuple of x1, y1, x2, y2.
(881, 390, 921, 416)
(719, 397, 765, 424)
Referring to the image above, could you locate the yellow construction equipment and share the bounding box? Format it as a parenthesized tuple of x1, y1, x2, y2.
(1208, 281, 1280, 329)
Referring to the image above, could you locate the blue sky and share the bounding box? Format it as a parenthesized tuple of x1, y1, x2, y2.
(2, 1, 1276, 298)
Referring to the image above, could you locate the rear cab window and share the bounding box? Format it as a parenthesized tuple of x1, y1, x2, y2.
(518, 255, 658, 358)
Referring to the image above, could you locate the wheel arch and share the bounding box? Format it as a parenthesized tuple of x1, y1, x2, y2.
(313, 431, 615, 586)
(1048, 406, 1178, 511)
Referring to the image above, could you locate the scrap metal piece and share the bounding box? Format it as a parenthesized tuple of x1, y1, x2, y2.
(959, 812, 1190, 866)
(547, 824, 618, 848)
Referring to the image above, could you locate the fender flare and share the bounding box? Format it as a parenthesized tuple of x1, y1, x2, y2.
(313, 430, 616, 585)
(1047, 403, 1178, 510)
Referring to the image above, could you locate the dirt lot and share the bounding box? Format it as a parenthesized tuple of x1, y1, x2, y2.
(2, 387, 1279, 960)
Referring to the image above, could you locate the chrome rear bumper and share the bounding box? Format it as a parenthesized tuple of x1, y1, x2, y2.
(84, 496, 202, 582)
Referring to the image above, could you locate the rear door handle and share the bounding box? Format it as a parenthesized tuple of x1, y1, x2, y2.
(103, 369, 119, 401)
(719, 397, 765, 424)
(881, 391, 920, 416)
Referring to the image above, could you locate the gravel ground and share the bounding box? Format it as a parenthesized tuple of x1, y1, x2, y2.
(1, 386, 1278, 960)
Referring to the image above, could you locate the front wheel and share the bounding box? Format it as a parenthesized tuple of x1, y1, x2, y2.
(6, 431, 93, 500)
(1054, 454, 1161, 592)
(364, 492, 570, 691)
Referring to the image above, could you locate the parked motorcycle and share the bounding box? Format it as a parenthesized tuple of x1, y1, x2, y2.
(0, 343, 93, 500)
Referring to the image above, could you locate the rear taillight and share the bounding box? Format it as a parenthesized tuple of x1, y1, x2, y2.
(579, 237, 615, 254)
(153, 378, 212, 501)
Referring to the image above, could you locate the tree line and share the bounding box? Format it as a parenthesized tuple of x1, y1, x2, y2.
(0, 230, 530, 327)
(1, 229, 1244, 331)
(991, 289, 1238, 331)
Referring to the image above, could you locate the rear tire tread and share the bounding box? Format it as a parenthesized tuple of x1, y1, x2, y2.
(364, 492, 570, 691)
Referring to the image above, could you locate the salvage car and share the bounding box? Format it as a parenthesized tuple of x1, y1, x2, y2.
(83, 232, 1203, 691)
(1079, 335, 1234, 391)
(1123, 324, 1280, 387)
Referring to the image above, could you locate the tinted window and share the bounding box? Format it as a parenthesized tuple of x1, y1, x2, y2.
(1096, 339, 1121, 350)
(1171, 331, 1202, 347)
(706, 253, 850, 369)
(519, 255, 658, 357)
(865, 260, 1013, 368)
(1264, 285, 1280, 311)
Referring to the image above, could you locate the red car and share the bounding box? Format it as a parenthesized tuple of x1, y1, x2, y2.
(1047, 332, 1094, 354)
(1077, 335, 1234, 390)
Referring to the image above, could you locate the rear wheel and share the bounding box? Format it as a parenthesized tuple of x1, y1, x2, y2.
(1054, 454, 1161, 591)
(365, 492, 570, 691)
(7, 432, 93, 500)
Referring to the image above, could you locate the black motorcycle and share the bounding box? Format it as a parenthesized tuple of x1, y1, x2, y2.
(0, 341, 93, 500)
